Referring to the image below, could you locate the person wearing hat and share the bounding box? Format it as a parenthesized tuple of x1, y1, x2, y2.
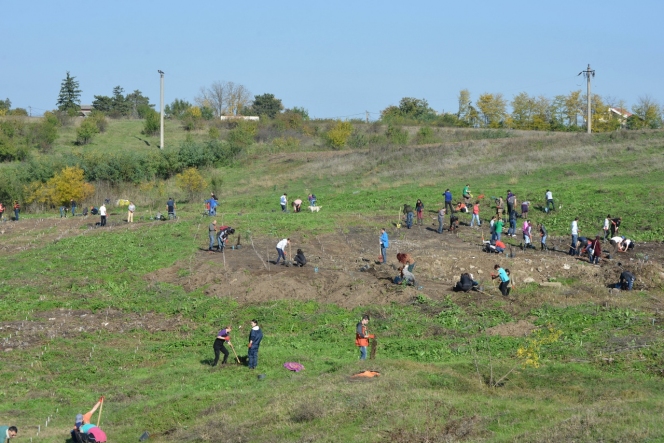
(0, 425, 17, 441)
(72, 398, 107, 442)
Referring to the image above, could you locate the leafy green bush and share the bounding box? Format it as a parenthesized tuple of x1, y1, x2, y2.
(75, 118, 99, 145)
(324, 120, 353, 149)
(386, 124, 409, 145)
(143, 109, 160, 136)
(415, 126, 437, 145)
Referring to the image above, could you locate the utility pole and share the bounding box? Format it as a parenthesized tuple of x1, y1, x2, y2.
(365, 111, 369, 124)
(158, 70, 165, 149)
(578, 64, 595, 133)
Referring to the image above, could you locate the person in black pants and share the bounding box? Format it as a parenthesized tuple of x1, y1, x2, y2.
(212, 326, 232, 366)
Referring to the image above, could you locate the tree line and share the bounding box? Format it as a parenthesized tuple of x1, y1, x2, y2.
(381, 90, 662, 131)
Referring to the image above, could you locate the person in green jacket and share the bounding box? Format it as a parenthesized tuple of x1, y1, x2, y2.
(494, 218, 504, 241)
(0, 425, 17, 442)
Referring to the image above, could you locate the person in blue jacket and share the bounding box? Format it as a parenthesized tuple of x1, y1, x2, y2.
(247, 319, 263, 369)
(379, 228, 389, 265)
(443, 189, 453, 215)
(492, 264, 511, 296)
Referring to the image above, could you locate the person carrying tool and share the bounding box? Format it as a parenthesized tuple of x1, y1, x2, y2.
(247, 319, 263, 369)
(276, 238, 290, 264)
(492, 264, 511, 296)
(212, 326, 232, 366)
(539, 223, 548, 250)
(72, 397, 107, 442)
(355, 315, 374, 360)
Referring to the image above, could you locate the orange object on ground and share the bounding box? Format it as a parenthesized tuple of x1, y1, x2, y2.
(351, 371, 381, 378)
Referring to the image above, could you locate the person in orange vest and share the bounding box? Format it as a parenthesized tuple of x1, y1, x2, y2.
(0, 202, 5, 221)
(355, 315, 374, 360)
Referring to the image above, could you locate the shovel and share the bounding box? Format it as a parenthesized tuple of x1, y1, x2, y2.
(228, 341, 241, 364)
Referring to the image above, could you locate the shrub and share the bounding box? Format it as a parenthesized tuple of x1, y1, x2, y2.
(25, 166, 94, 207)
(143, 109, 160, 136)
(386, 124, 409, 145)
(175, 167, 207, 202)
(272, 136, 301, 152)
(415, 126, 437, 145)
(76, 118, 99, 145)
(324, 120, 353, 149)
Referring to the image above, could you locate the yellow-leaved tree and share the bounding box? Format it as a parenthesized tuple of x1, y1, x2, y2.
(175, 167, 207, 202)
(25, 166, 94, 207)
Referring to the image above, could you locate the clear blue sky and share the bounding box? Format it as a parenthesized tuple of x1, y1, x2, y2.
(2, 0, 662, 118)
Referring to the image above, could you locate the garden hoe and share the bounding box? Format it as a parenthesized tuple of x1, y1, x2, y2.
(228, 341, 241, 364)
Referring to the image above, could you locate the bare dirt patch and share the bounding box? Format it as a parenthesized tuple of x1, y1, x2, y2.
(145, 220, 664, 312)
(485, 320, 537, 337)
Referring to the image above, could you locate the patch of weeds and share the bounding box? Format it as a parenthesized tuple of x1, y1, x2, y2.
(290, 401, 324, 423)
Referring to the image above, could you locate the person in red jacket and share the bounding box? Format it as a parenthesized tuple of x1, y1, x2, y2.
(355, 315, 374, 360)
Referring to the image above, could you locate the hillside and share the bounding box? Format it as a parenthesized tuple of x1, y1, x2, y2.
(0, 122, 663, 442)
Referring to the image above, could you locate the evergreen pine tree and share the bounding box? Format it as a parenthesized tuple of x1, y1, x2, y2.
(56, 71, 81, 111)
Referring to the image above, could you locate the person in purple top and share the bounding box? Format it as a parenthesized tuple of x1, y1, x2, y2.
(212, 326, 232, 366)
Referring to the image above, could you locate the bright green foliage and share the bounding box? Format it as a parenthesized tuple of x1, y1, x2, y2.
(508, 92, 551, 130)
(29, 111, 60, 151)
(165, 98, 192, 119)
(381, 97, 436, 123)
(143, 109, 160, 136)
(76, 118, 99, 145)
(56, 71, 81, 112)
(0, 97, 10, 115)
(227, 121, 256, 151)
(324, 120, 353, 149)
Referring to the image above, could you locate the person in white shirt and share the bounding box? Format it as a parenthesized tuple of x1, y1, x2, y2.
(99, 204, 107, 227)
(280, 194, 288, 212)
(275, 238, 290, 264)
(603, 215, 611, 241)
(545, 189, 554, 212)
(127, 202, 136, 223)
(570, 217, 579, 255)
